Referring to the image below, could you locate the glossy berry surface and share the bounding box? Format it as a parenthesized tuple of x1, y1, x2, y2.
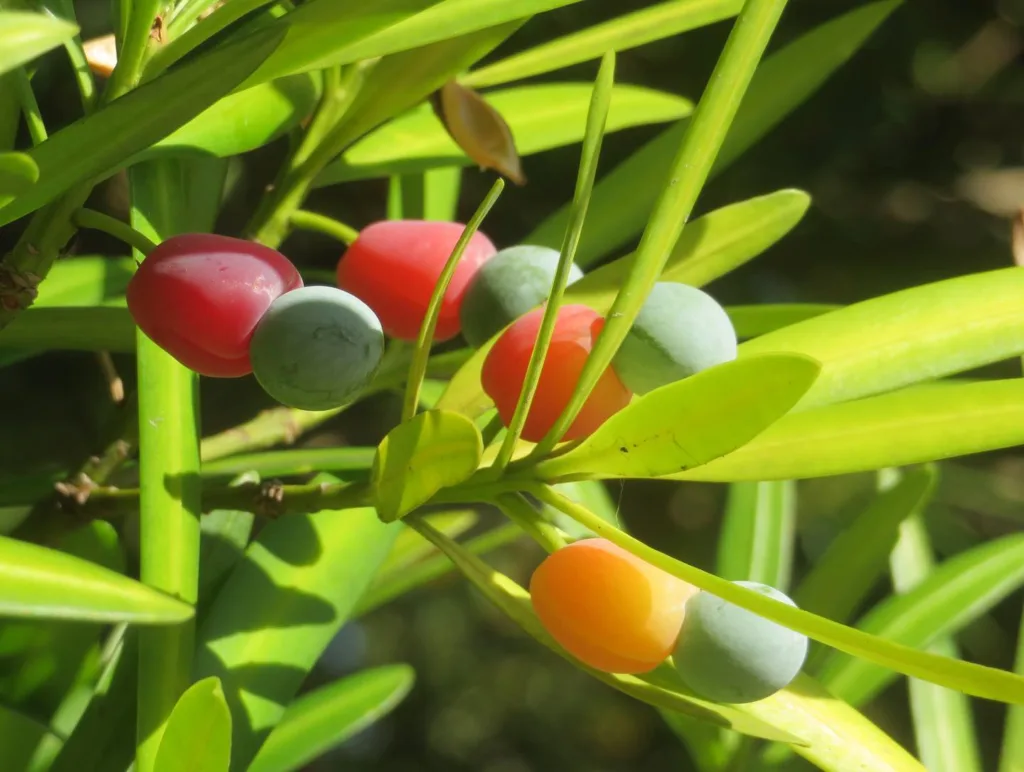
(459, 244, 584, 348)
(612, 282, 737, 394)
(249, 286, 384, 411)
(530, 538, 697, 674)
(673, 581, 808, 703)
(336, 219, 497, 342)
(126, 233, 302, 377)
(481, 304, 631, 443)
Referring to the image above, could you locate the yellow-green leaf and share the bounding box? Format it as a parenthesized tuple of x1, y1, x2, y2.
(153, 677, 231, 772)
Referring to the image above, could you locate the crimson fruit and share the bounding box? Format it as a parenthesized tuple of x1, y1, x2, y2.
(459, 244, 584, 348)
(249, 286, 384, 410)
(126, 233, 302, 377)
(612, 282, 737, 394)
(530, 538, 697, 674)
(482, 304, 631, 443)
(673, 581, 808, 703)
(336, 219, 496, 342)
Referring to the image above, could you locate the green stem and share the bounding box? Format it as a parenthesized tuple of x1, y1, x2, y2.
(495, 492, 567, 552)
(44, 0, 97, 113)
(247, 63, 369, 248)
(492, 53, 614, 472)
(528, 0, 790, 460)
(14, 68, 47, 144)
(401, 178, 504, 422)
(73, 208, 158, 254)
(105, 0, 161, 101)
(290, 209, 359, 245)
(199, 406, 345, 462)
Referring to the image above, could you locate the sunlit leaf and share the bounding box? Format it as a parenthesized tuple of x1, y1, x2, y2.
(817, 532, 1024, 707)
(534, 354, 820, 481)
(380, 510, 477, 574)
(373, 410, 482, 522)
(671, 380, 1024, 482)
(0, 26, 285, 226)
(0, 11, 78, 77)
(317, 84, 691, 184)
(717, 480, 795, 591)
(0, 152, 38, 208)
(153, 677, 231, 772)
(464, 0, 743, 88)
(249, 665, 415, 772)
(194, 477, 399, 769)
(0, 534, 192, 624)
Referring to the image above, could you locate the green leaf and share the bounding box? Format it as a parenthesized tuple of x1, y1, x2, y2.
(249, 665, 415, 772)
(142, 73, 322, 160)
(236, 0, 432, 88)
(408, 517, 801, 744)
(526, 1, 900, 265)
(727, 303, 838, 339)
(0, 152, 38, 208)
(316, 84, 692, 184)
(1002, 608, 1024, 772)
(194, 478, 399, 769)
(741, 267, 1024, 410)
(716, 480, 795, 591)
(0, 307, 136, 352)
(153, 677, 231, 772)
(740, 673, 925, 772)
(533, 354, 820, 481)
(437, 190, 811, 419)
(380, 510, 478, 574)
(292, 0, 585, 78)
(793, 466, 936, 624)
(200, 447, 375, 481)
(464, 0, 743, 88)
(671, 380, 1024, 482)
(817, 532, 1024, 707)
(0, 534, 192, 624)
(32, 256, 134, 307)
(372, 410, 482, 522)
(0, 11, 78, 77)
(544, 480, 619, 539)
(891, 516, 982, 772)
(0, 25, 285, 227)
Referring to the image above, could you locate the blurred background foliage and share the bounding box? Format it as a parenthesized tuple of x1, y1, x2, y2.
(3, 0, 1024, 769)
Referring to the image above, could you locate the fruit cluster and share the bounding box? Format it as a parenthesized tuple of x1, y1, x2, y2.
(126, 220, 737, 433)
(529, 538, 809, 703)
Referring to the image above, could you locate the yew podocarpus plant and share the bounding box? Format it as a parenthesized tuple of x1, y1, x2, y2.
(1, 1, 1023, 772)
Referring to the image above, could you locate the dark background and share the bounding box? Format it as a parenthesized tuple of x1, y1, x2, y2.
(6, 0, 1024, 770)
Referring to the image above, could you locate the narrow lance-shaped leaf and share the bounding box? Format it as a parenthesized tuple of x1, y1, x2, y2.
(248, 665, 415, 772)
(717, 480, 796, 591)
(0, 11, 79, 77)
(670, 379, 1024, 482)
(817, 532, 1024, 707)
(463, 0, 744, 88)
(0, 534, 192, 624)
(0, 25, 285, 227)
(533, 354, 820, 481)
(526, 0, 901, 266)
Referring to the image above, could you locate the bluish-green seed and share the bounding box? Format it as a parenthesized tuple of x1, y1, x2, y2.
(249, 286, 384, 411)
(673, 581, 808, 703)
(612, 282, 737, 394)
(459, 245, 584, 348)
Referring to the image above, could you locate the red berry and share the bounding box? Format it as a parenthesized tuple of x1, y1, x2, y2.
(481, 304, 632, 443)
(336, 220, 497, 342)
(126, 234, 302, 377)
(530, 538, 697, 674)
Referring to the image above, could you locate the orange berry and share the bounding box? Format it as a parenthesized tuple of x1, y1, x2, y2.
(529, 538, 697, 674)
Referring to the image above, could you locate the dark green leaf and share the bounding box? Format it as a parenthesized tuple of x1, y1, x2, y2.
(534, 354, 820, 481)
(372, 410, 482, 522)
(0, 307, 136, 352)
(249, 665, 415, 772)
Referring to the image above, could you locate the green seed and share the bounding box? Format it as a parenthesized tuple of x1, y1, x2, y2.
(249, 286, 384, 411)
(673, 581, 808, 703)
(459, 245, 584, 348)
(612, 282, 737, 394)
